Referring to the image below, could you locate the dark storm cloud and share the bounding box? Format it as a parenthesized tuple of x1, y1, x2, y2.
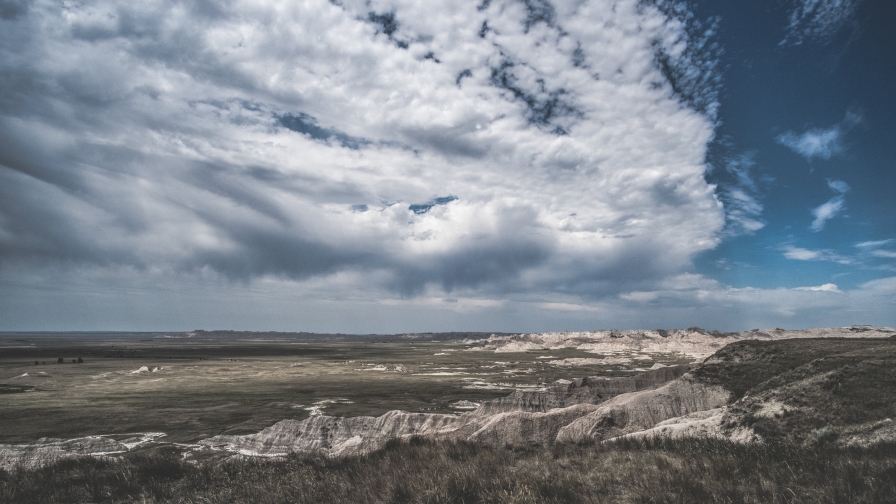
(184, 218, 373, 282)
(385, 207, 555, 296)
(0, 0, 29, 20)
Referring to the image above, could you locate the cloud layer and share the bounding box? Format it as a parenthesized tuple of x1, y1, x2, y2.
(781, 0, 864, 46)
(0, 0, 726, 305)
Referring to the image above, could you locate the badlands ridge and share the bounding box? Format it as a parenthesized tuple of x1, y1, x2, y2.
(3, 326, 895, 469)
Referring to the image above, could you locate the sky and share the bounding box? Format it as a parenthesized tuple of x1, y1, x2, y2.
(0, 0, 893, 333)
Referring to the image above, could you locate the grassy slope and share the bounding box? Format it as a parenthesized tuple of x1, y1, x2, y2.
(691, 338, 896, 443)
(2, 437, 895, 504)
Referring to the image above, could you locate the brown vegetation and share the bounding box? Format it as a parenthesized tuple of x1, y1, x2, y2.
(2, 437, 895, 503)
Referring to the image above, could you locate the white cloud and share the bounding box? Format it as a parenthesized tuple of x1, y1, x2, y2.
(856, 239, 896, 248)
(826, 179, 850, 194)
(782, 245, 851, 264)
(775, 110, 860, 160)
(855, 239, 896, 259)
(781, 0, 864, 46)
(776, 125, 842, 160)
(795, 283, 841, 293)
(783, 246, 822, 261)
(0, 0, 726, 319)
(718, 152, 765, 236)
(724, 190, 765, 234)
(584, 276, 889, 328)
(608, 274, 893, 329)
(810, 179, 849, 232)
(810, 197, 845, 231)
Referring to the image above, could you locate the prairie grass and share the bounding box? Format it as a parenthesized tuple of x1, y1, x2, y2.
(2, 437, 895, 503)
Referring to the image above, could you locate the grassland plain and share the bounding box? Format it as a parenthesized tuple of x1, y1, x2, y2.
(0, 333, 689, 443)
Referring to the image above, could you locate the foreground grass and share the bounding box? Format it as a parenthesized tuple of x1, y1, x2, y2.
(2, 437, 896, 503)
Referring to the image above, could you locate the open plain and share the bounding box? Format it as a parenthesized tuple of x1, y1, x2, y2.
(2, 326, 896, 503)
(0, 330, 696, 446)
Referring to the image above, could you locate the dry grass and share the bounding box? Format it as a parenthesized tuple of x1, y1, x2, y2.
(0, 337, 689, 444)
(3, 437, 895, 503)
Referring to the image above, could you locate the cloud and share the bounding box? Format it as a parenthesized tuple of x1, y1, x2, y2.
(783, 246, 822, 261)
(856, 239, 896, 249)
(776, 126, 842, 160)
(0, 0, 725, 311)
(826, 179, 850, 194)
(855, 239, 896, 259)
(0, 0, 30, 20)
(810, 179, 849, 231)
(781, 0, 864, 46)
(2, 266, 895, 332)
(810, 197, 845, 231)
(794, 283, 841, 293)
(622, 270, 896, 317)
(776, 109, 861, 160)
(717, 152, 765, 236)
(781, 234, 896, 266)
(608, 274, 893, 329)
(782, 245, 851, 264)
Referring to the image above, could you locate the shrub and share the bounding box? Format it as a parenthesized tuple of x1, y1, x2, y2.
(808, 426, 839, 446)
(57, 357, 64, 364)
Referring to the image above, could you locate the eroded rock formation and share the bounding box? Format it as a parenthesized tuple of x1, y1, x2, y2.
(555, 377, 731, 443)
(4, 329, 896, 469)
(0, 433, 164, 471)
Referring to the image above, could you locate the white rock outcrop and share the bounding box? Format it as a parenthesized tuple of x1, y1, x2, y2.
(0, 433, 164, 471)
(555, 377, 731, 443)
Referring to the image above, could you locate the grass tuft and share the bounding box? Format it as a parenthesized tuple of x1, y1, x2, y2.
(2, 437, 895, 503)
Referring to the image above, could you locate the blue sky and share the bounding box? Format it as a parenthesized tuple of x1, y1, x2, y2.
(694, 0, 896, 294)
(0, 0, 893, 332)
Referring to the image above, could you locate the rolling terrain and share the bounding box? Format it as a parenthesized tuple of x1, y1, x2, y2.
(1, 326, 894, 470)
(2, 327, 896, 503)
